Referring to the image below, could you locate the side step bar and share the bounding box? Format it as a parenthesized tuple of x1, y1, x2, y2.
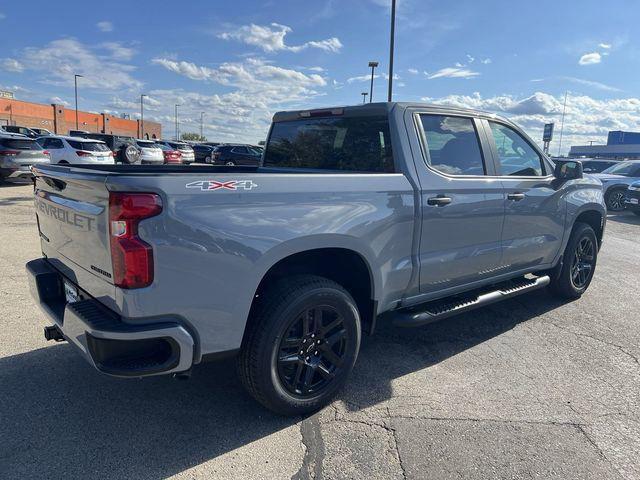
(394, 275, 550, 328)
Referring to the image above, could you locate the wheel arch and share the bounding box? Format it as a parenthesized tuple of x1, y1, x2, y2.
(245, 243, 379, 342)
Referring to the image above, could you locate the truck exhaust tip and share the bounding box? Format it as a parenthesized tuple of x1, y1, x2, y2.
(43, 325, 65, 342)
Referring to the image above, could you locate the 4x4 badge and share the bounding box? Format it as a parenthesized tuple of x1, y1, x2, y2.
(186, 180, 258, 191)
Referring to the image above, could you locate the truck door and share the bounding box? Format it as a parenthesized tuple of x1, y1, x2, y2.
(410, 112, 505, 295)
(483, 120, 565, 273)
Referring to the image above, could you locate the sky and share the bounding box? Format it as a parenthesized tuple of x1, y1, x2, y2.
(1, 0, 639, 154)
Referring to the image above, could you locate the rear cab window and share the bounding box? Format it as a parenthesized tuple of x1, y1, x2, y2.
(264, 114, 395, 173)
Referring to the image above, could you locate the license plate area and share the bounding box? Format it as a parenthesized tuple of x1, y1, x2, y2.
(63, 279, 80, 303)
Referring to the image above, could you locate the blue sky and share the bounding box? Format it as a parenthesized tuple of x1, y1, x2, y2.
(1, 0, 639, 153)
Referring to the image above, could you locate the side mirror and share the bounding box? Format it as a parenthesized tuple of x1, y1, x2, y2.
(554, 160, 583, 181)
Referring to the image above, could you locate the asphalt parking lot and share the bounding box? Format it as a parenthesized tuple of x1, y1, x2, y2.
(0, 180, 638, 480)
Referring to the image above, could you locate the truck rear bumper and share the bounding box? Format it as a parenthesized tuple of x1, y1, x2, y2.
(26, 258, 195, 378)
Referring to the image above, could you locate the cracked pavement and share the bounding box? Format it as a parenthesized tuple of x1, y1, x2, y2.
(0, 183, 638, 479)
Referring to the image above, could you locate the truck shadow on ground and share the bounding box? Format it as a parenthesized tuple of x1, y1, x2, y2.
(0, 290, 565, 479)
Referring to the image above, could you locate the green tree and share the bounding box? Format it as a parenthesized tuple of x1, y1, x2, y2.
(181, 132, 206, 142)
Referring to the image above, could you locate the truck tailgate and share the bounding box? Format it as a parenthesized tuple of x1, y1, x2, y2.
(33, 166, 116, 307)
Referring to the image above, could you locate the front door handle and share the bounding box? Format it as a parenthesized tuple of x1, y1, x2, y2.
(427, 195, 452, 206)
(507, 192, 525, 201)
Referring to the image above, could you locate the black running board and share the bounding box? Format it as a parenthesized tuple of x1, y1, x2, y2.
(394, 275, 550, 328)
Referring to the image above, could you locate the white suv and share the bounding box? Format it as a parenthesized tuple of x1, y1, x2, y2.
(135, 140, 164, 164)
(36, 136, 115, 165)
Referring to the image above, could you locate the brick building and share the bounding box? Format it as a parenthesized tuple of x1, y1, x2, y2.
(0, 98, 161, 139)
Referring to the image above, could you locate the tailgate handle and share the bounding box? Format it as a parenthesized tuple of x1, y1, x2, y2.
(42, 176, 67, 191)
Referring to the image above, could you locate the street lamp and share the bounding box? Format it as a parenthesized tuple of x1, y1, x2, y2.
(200, 111, 205, 140)
(140, 94, 147, 139)
(74, 74, 83, 129)
(361, 92, 368, 104)
(368, 61, 379, 103)
(174, 104, 180, 140)
(387, 0, 396, 102)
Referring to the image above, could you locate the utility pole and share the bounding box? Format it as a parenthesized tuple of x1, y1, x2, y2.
(557, 91, 568, 157)
(140, 94, 147, 139)
(74, 74, 83, 130)
(200, 111, 205, 140)
(387, 0, 396, 102)
(368, 61, 379, 103)
(361, 92, 368, 104)
(175, 104, 180, 140)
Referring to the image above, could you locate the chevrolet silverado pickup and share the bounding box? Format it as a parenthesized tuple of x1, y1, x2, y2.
(26, 103, 606, 415)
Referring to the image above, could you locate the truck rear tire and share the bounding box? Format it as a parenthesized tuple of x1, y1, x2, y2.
(237, 275, 361, 416)
(548, 222, 598, 300)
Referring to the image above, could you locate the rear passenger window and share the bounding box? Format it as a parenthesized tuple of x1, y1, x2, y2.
(419, 115, 486, 176)
(264, 115, 395, 173)
(489, 122, 545, 176)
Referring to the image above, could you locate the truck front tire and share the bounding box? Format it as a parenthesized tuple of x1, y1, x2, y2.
(238, 275, 361, 416)
(549, 222, 598, 299)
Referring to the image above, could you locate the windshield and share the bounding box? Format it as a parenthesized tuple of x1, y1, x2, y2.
(67, 140, 110, 152)
(0, 138, 43, 150)
(601, 161, 640, 176)
(137, 141, 157, 148)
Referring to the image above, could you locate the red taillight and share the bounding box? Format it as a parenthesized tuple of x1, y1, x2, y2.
(76, 150, 92, 157)
(107, 151, 114, 157)
(109, 192, 162, 289)
(0, 150, 20, 156)
(43, 150, 50, 157)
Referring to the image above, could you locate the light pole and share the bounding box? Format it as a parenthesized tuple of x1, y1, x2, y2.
(361, 92, 368, 104)
(140, 94, 147, 139)
(200, 111, 205, 140)
(74, 74, 83, 130)
(368, 61, 379, 103)
(174, 104, 180, 140)
(387, 0, 396, 102)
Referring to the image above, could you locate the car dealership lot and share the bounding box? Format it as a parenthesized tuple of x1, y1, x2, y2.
(0, 182, 638, 479)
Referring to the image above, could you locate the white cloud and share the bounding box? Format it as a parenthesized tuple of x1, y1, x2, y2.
(308, 66, 326, 72)
(421, 91, 640, 155)
(579, 52, 601, 65)
(466, 54, 475, 63)
(12, 38, 142, 91)
(426, 67, 480, 79)
(407, 68, 419, 75)
(1, 58, 24, 73)
(599, 43, 611, 49)
(101, 42, 136, 61)
(49, 96, 69, 106)
(481, 58, 492, 64)
(561, 76, 621, 92)
(347, 74, 379, 84)
(97, 21, 113, 32)
(218, 23, 342, 53)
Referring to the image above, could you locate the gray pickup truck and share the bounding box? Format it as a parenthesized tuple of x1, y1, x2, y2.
(27, 102, 605, 415)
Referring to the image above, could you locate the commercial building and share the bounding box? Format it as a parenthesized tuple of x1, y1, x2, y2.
(0, 97, 161, 139)
(569, 130, 640, 159)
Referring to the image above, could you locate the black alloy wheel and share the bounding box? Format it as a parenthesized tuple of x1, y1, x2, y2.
(570, 236, 595, 289)
(276, 305, 348, 397)
(606, 189, 626, 211)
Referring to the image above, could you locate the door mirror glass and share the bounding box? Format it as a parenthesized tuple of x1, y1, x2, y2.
(554, 160, 583, 180)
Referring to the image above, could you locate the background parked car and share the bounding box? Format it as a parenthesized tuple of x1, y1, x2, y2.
(0, 133, 50, 181)
(135, 140, 165, 165)
(36, 136, 115, 165)
(30, 127, 53, 136)
(192, 144, 217, 163)
(624, 181, 640, 216)
(579, 158, 621, 173)
(73, 133, 140, 164)
(1, 125, 39, 138)
(156, 140, 195, 164)
(156, 142, 182, 164)
(212, 144, 262, 166)
(591, 160, 640, 211)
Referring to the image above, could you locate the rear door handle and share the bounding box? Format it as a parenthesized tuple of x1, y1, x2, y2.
(427, 195, 452, 206)
(507, 192, 525, 201)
